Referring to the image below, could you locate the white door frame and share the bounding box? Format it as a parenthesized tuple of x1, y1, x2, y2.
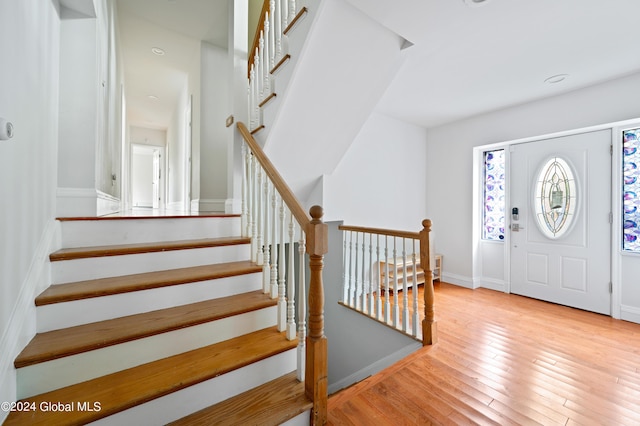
(472, 118, 640, 319)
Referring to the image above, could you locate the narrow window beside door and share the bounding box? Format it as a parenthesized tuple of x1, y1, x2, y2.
(623, 127, 640, 251)
(483, 149, 505, 241)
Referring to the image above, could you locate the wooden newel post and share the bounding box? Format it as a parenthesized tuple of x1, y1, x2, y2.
(305, 205, 328, 425)
(420, 219, 438, 345)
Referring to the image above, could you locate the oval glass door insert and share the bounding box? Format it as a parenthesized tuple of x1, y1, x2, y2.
(534, 157, 577, 238)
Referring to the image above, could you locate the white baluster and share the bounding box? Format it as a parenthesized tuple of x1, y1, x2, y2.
(412, 239, 419, 337)
(289, 0, 296, 25)
(402, 238, 409, 332)
(384, 235, 391, 324)
(253, 48, 260, 124)
(348, 231, 355, 307)
(273, 0, 282, 63)
(256, 168, 264, 266)
(286, 211, 296, 340)
(369, 233, 375, 315)
(269, 1, 276, 68)
(249, 154, 257, 263)
(270, 191, 279, 298)
(262, 15, 270, 95)
(297, 231, 306, 382)
(281, 0, 289, 31)
(392, 236, 399, 327)
(361, 232, 367, 314)
(342, 230, 348, 303)
(258, 32, 265, 100)
(354, 232, 360, 310)
(376, 234, 382, 320)
(248, 66, 255, 130)
(262, 179, 271, 293)
(277, 198, 287, 331)
(241, 143, 248, 237)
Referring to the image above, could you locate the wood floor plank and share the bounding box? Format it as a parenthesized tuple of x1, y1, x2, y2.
(328, 283, 640, 425)
(49, 236, 249, 261)
(15, 291, 275, 368)
(36, 260, 262, 305)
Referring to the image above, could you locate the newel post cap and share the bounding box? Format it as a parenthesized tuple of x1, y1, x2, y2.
(306, 205, 328, 256)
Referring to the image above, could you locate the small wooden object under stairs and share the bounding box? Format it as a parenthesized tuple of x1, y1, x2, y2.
(4, 214, 313, 425)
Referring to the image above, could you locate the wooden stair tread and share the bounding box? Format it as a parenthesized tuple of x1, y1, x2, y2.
(15, 291, 276, 368)
(169, 371, 311, 426)
(49, 236, 250, 262)
(36, 260, 262, 306)
(5, 327, 296, 426)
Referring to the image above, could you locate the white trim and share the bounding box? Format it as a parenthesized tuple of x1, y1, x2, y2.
(476, 277, 507, 292)
(327, 342, 421, 395)
(620, 304, 640, 324)
(193, 199, 227, 212)
(443, 272, 474, 289)
(0, 219, 59, 422)
(56, 187, 121, 217)
(225, 197, 241, 214)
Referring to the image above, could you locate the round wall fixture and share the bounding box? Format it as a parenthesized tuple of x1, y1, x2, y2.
(463, 0, 490, 6)
(544, 74, 569, 84)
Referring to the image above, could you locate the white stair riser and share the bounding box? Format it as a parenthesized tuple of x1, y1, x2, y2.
(282, 411, 312, 426)
(17, 307, 277, 398)
(37, 273, 263, 332)
(89, 350, 297, 426)
(51, 244, 251, 284)
(60, 217, 241, 248)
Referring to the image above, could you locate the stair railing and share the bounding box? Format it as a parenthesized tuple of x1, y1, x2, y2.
(338, 221, 437, 346)
(248, 0, 307, 132)
(237, 121, 328, 424)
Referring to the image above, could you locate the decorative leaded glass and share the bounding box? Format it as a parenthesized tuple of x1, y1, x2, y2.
(623, 128, 640, 252)
(534, 157, 577, 239)
(483, 150, 505, 240)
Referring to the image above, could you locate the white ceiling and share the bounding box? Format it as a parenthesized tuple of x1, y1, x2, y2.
(346, 0, 640, 128)
(116, 0, 228, 129)
(117, 0, 640, 130)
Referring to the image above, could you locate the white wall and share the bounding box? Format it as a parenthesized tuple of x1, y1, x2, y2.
(324, 112, 428, 232)
(57, 0, 124, 216)
(425, 71, 640, 321)
(198, 41, 229, 211)
(0, 0, 61, 421)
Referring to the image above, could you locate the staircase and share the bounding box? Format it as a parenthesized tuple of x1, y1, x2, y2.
(4, 214, 312, 425)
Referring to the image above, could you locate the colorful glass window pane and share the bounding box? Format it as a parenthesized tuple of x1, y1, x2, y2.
(483, 150, 505, 240)
(534, 157, 577, 239)
(623, 128, 640, 252)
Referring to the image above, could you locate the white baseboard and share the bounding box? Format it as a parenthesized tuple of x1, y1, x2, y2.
(57, 187, 121, 217)
(327, 342, 421, 395)
(475, 277, 507, 292)
(441, 272, 474, 289)
(620, 305, 640, 325)
(0, 219, 59, 422)
(193, 199, 226, 212)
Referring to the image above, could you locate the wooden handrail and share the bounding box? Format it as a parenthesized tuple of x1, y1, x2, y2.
(236, 120, 328, 424)
(237, 122, 311, 229)
(249, 0, 270, 78)
(338, 224, 420, 240)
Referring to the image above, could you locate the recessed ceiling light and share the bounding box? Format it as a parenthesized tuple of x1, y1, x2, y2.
(151, 47, 165, 56)
(463, 0, 490, 6)
(148, 95, 159, 100)
(544, 74, 569, 84)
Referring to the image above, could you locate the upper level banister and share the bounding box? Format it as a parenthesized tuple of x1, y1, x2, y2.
(237, 122, 311, 229)
(249, 0, 270, 78)
(338, 224, 420, 240)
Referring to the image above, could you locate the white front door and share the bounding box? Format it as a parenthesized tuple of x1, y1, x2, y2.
(510, 130, 612, 315)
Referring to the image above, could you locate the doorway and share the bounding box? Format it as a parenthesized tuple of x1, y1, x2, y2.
(132, 144, 165, 209)
(509, 130, 612, 314)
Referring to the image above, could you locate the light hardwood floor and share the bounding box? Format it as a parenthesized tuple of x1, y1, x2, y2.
(328, 283, 640, 425)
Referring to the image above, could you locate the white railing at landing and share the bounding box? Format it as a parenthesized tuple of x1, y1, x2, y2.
(248, 0, 306, 132)
(339, 222, 438, 346)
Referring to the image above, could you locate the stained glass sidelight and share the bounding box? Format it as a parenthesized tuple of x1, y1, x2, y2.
(534, 157, 577, 239)
(483, 150, 505, 241)
(623, 128, 640, 252)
